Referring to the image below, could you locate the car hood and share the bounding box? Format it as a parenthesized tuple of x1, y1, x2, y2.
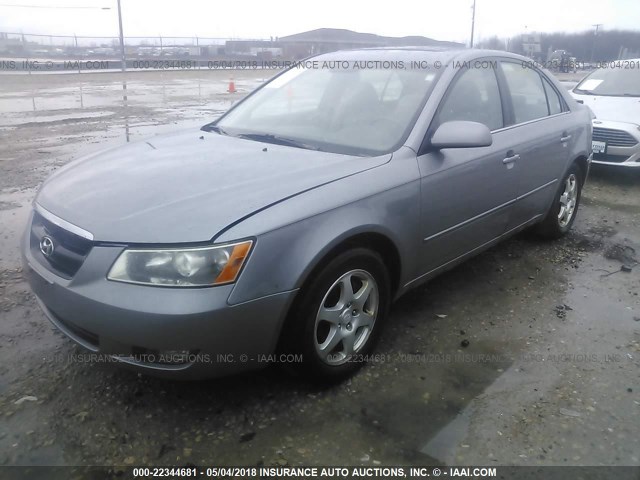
(36, 129, 391, 243)
(571, 92, 640, 125)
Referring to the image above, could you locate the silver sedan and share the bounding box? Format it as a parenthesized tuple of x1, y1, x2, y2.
(23, 48, 593, 380)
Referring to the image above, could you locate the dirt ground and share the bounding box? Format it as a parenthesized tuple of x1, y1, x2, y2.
(0, 70, 639, 473)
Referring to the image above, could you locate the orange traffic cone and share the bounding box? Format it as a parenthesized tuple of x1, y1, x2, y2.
(227, 77, 236, 93)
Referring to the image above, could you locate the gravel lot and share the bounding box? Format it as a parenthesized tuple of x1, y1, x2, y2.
(0, 70, 638, 473)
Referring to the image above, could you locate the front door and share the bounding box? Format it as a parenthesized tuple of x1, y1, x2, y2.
(416, 63, 520, 276)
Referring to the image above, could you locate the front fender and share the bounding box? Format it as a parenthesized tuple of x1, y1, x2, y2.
(221, 149, 422, 305)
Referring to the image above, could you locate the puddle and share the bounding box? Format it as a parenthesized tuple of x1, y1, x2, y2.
(0, 71, 267, 194)
(1, 110, 115, 127)
(0, 189, 34, 268)
(0, 72, 266, 116)
(0, 201, 22, 211)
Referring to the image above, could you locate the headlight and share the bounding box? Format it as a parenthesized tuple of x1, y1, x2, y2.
(107, 240, 253, 287)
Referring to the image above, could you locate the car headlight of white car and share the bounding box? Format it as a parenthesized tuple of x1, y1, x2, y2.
(107, 241, 253, 287)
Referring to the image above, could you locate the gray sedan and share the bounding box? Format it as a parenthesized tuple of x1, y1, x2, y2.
(22, 48, 592, 380)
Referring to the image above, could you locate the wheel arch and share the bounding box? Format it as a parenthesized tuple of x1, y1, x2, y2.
(275, 229, 401, 355)
(295, 229, 402, 300)
(283, 229, 402, 326)
(572, 154, 589, 186)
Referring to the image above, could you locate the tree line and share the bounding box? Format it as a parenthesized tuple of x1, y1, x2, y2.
(478, 29, 640, 61)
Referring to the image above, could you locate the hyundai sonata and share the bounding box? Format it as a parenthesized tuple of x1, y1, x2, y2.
(23, 48, 592, 380)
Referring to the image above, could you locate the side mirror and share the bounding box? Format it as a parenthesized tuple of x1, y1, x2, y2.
(430, 121, 493, 149)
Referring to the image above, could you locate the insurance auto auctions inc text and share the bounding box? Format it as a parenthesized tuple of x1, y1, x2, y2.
(254, 466, 497, 477)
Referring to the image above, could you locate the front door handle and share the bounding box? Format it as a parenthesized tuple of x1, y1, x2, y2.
(503, 153, 520, 165)
(560, 134, 572, 142)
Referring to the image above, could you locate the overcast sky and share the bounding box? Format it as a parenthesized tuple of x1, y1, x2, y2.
(0, 0, 638, 44)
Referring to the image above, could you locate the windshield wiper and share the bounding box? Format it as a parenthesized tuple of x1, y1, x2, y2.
(621, 93, 640, 97)
(236, 133, 322, 151)
(201, 124, 229, 135)
(573, 88, 595, 95)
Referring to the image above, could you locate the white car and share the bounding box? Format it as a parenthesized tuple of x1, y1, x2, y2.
(571, 60, 640, 167)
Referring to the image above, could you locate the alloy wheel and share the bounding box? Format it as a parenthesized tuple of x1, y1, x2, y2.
(314, 269, 379, 365)
(558, 173, 578, 228)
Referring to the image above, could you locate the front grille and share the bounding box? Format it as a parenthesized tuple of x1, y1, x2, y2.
(593, 127, 639, 147)
(30, 211, 93, 278)
(593, 153, 631, 163)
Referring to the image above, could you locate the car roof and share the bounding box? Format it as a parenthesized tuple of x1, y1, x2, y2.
(311, 47, 529, 64)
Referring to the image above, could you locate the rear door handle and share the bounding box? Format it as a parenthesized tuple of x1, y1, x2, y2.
(561, 134, 572, 142)
(503, 153, 520, 165)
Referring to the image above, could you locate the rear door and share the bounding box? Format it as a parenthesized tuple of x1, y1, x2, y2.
(498, 61, 573, 229)
(416, 62, 521, 276)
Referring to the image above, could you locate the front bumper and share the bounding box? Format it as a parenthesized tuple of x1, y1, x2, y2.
(22, 219, 297, 379)
(591, 120, 640, 168)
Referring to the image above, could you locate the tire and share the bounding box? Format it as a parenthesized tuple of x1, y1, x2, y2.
(282, 248, 391, 382)
(536, 163, 582, 239)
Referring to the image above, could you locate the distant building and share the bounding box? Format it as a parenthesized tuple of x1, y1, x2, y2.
(225, 40, 283, 58)
(280, 28, 463, 58)
(521, 33, 542, 59)
(225, 28, 463, 59)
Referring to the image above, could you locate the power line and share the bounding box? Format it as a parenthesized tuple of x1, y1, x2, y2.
(0, 30, 263, 41)
(0, 3, 110, 8)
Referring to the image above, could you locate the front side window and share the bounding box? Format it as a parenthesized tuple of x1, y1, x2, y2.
(501, 62, 549, 124)
(215, 64, 440, 156)
(437, 65, 503, 131)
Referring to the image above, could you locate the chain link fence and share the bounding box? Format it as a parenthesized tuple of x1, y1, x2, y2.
(0, 31, 296, 72)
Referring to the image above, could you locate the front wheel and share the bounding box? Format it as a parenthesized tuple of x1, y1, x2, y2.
(536, 163, 582, 239)
(283, 248, 391, 381)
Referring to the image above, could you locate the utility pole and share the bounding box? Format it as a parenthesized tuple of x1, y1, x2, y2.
(116, 0, 126, 71)
(470, 0, 476, 48)
(590, 23, 602, 63)
(74, 34, 80, 73)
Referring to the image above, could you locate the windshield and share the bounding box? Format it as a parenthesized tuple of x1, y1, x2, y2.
(574, 66, 640, 96)
(213, 63, 440, 156)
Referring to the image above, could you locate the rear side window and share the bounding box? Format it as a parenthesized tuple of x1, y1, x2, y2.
(542, 76, 563, 115)
(501, 62, 549, 124)
(437, 65, 503, 131)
